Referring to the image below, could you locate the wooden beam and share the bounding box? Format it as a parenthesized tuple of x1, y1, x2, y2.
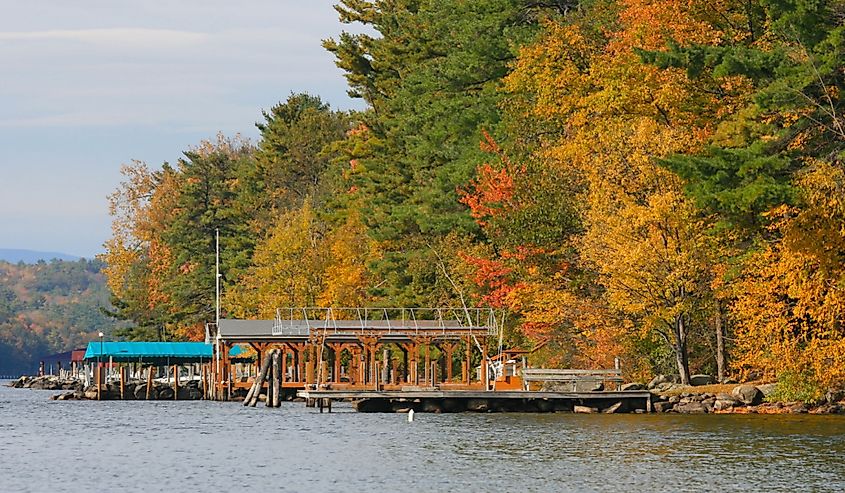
(119, 365, 126, 400)
(272, 350, 281, 407)
(146, 366, 153, 400)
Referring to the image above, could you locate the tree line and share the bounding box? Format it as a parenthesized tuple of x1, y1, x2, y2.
(103, 0, 845, 401)
(0, 259, 114, 374)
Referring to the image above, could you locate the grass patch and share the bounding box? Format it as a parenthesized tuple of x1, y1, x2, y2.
(658, 383, 739, 397)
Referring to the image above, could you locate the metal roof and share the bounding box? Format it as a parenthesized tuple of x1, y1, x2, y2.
(83, 341, 243, 363)
(217, 319, 276, 338)
(216, 317, 493, 343)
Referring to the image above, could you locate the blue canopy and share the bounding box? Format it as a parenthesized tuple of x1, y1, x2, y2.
(83, 342, 244, 364)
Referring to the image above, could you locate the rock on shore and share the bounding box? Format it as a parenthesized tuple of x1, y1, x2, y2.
(9, 375, 204, 401)
(649, 383, 845, 415)
(8, 375, 83, 391)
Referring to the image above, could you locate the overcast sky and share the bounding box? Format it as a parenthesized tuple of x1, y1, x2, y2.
(0, 1, 365, 258)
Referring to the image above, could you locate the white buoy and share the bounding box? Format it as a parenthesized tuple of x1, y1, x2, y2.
(408, 409, 414, 422)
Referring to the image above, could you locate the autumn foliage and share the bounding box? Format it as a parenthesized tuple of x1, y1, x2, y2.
(101, 0, 845, 398)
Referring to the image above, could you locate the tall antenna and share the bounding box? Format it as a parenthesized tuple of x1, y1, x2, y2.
(215, 228, 221, 326)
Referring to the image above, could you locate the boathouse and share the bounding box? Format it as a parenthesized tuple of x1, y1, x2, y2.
(208, 307, 498, 401)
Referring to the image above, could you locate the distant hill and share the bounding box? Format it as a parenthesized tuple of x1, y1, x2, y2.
(0, 258, 116, 375)
(0, 249, 81, 264)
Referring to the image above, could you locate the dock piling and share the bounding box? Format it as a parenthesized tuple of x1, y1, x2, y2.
(272, 350, 281, 408)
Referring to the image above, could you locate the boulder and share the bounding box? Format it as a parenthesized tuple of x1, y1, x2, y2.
(689, 374, 713, 386)
(825, 389, 844, 405)
(576, 381, 604, 392)
(134, 385, 148, 400)
(675, 401, 708, 414)
(653, 401, 674, 413)
(731, 384, 763, 405)
(574, 405, 598, 414)
(756, 383, 778, 398)
(621, 382, 645, 391)
(809, 405, 834, 415)
(647, 374, 669, 390)
(655, 382, 683, 393)
(713, 399, 737, 411)
(784, 403, 808, 414)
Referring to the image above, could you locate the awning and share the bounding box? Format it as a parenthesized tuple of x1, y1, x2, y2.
(83, 341, 244, 364)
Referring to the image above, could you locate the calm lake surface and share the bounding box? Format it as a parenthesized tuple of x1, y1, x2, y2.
(1, 383, 844, 492)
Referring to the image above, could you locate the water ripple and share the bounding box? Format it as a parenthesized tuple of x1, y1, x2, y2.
(1, 385, 844, 492)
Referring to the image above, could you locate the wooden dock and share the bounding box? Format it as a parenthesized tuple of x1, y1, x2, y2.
(297, 389, 653, 413)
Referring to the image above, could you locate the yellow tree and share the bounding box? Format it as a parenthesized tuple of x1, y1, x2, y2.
(226, 201, 328, 318)
(503, 0, 749, 382)
(319, 212, 378, 307)
(101, 161, 180, 339)
(733, 161, 845, 399)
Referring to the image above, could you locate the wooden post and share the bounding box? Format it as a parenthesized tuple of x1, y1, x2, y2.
(119, 366, 126, 400)
(265, 355, 274, 408)
(480, 340, 488, 390)
(465, 336, 473, 384)
(272, 350, 281, 408)
(334, 345, 342, 384)
(201, 365, 207, 400)
(424, 343, 431, 386)
(297, 345, 305, 383)
(146, 366, 153, 400)
(96, 365, 101, 401)
(223, 343, 232, 401)
(381, 348, 389, 388)
(411, 345, 418, 385)
(246, 349, 273, 407)
(174, 364, 179, 400)
(401, 345, 409, 384)
(441, 343, 456, 382)
(305, 342, 316, 387)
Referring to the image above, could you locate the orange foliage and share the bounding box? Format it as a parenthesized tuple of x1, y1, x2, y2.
(459, 131, 524, 225)
(732, 162, 845, 396)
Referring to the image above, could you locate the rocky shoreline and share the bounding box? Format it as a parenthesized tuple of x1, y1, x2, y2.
(7, 375, 203, 401)
(643, 375, 845, 415)
(8, 374, 845, 413)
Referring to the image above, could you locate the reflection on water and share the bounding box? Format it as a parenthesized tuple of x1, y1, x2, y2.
(1, 384, 844, 492)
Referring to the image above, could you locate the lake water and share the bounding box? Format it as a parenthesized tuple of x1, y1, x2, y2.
(1, 383, 844, 492)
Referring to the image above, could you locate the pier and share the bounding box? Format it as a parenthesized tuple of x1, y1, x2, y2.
(207, 307, 652, 413)
(210, 307, 498, 401)
(297, 389, 653, 413)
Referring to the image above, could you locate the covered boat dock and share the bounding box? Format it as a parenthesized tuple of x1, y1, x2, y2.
(83, 341, 244, 400)
(210, 307, 498, 401)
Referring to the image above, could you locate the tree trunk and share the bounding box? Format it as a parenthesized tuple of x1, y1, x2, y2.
(673, 314, 691, 385)
(715, 303, 726, 383)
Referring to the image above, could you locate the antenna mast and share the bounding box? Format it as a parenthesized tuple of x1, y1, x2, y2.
(215, 228, 221, 326)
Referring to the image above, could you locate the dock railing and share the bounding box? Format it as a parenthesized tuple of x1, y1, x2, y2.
(521, 368, 624, 391)
(271, 307, 498, 337)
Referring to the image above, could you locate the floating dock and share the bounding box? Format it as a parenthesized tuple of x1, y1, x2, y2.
(297, 389, 653, 413)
